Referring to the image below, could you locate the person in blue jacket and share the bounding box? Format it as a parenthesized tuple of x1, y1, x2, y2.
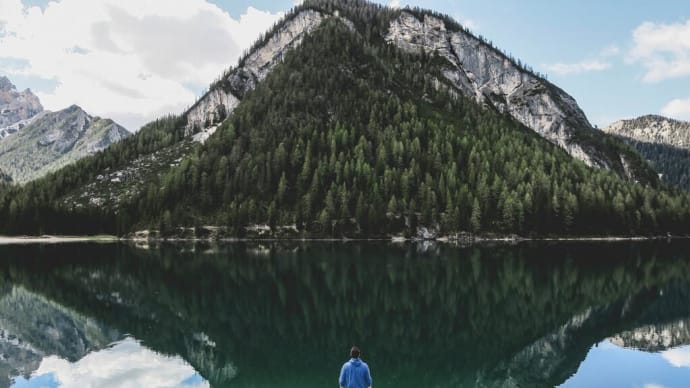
(339, 346, 372, 388)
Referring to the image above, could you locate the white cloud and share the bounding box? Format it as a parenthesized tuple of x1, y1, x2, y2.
(661, 98, 690, 120)
(600, 44, 621, 57)
(25, 337, 214, 388)
(544, 60, 612, 75)
(661, 346, 690, 368)
(0, 0, 284, 131)
(644, 384, 669, 388)
(389, 0, 400, 8)
(628, 20, 690, 83)
(453, 13, 478, 31)
(461, 19, 479, 31)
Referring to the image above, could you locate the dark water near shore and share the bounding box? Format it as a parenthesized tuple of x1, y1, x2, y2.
(3, 241, 690, 387)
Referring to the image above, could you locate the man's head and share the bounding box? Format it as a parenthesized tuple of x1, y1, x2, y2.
(350, 346, 361, 359)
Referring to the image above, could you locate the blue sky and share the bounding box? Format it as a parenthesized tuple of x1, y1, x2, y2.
(1, 0, 689, 129)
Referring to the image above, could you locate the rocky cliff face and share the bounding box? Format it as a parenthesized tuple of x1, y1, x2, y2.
(184, 5, 647, 180)
(603, 115, 690, 150)
(0, 168, 11, 184)
(184, 10, 326, 135)
(386, 12, 612, 169)
(0, 104, 130, 183)
(0, 76, 43, 137)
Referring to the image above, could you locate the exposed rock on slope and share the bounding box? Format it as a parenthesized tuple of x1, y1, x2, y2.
(62, 140, 197, 210)
(0, 76, 43, 138)
(184, 10, 326, 135)
(183, 4, 651, 182)
(603, 115, 690, 188)
(604, 115, 690, 150)
(0, 169, 11, 184)
(386, 12, 619, 170)
(0, 105, 130, 183)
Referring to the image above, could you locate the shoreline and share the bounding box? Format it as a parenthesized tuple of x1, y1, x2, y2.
(123, 233, 686, 243)
(0, 234, 684, 245)
(0, 235, 119, 245)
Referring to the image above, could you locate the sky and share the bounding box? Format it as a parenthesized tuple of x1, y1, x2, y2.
(0, 0, 689, 131)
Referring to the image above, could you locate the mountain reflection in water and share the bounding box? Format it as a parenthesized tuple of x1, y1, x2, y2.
(0, 241, 689, 387)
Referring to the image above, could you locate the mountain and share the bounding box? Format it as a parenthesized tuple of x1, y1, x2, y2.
(0, 76, 43, 138)
(186, 2, 653, 182)
(0, 77, 130, 183)
(604, 115, 690, 189)
(0, 0, 688, 238)
(604, 115, 690, 149)
(0, 104, 130, 183)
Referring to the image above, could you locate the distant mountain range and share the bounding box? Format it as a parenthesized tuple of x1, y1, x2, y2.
(604, 115, 690, 189)
(0, 76, 129, 183)
(604, 115, 690, 149)
(0, 76, 43, 136)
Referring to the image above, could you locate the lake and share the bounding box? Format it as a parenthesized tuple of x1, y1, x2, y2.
(3, 241, 690, 387)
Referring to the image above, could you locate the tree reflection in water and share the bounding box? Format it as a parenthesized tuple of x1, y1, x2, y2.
(1, 241, 690, 387)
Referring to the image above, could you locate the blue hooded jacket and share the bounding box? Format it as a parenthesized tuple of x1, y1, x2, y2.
(339, 358, 372, 388)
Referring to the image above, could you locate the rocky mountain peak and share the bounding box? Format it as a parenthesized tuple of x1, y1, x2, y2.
(385, 11, 613, 169)
(0, 76, 129, 183)
(604, 114, 690, 150)
(0, 76, 44, 131)
(65, 103, 84, 112)
(0, 76, 15, 91)
(184, 9, 327, 135)
(182, 3, 653, 182)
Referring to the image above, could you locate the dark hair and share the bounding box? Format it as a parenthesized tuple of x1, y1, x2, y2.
(350, 346, 361, 358)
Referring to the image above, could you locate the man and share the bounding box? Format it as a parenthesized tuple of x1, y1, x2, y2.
(339, 346, 372, 388)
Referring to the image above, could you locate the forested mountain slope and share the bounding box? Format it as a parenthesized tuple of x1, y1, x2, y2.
(188, 0, 655, 183)
(0, 0, 687, 237)
(604, 115, 690, 189)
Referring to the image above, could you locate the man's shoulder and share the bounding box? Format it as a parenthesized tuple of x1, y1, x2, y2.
(341, 359, 370, 369)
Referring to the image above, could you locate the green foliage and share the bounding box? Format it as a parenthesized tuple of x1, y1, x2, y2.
(119, 21, 690, 237)
(0, 115, 185, 234)
(625, 139, 690, 190)
(0, 7, 689, 237)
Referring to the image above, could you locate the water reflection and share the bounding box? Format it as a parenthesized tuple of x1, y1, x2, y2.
(0, 241, 687, 387)
(560, 341, 690, 388)
(11, 337, 208, 388)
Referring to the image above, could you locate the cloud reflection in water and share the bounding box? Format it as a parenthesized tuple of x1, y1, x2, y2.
(11, 337, 208, 388)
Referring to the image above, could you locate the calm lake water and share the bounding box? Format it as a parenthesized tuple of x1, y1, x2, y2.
(2, 241, 690, 387)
